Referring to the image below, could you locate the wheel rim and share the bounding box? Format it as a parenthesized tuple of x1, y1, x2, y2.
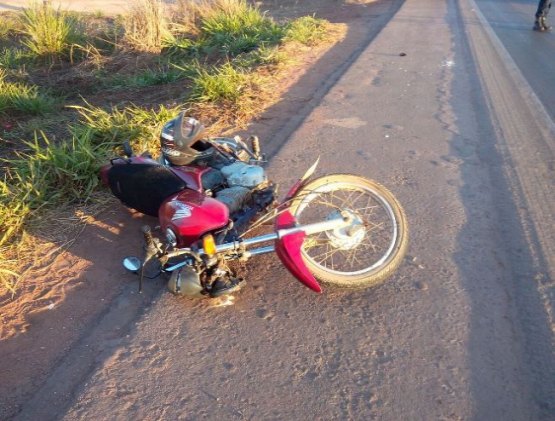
(293, 181, 399, 277)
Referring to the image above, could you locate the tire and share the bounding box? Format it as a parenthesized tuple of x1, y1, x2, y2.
(288, 174, 408, 288)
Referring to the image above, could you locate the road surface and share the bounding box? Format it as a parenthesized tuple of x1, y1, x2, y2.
(475, 0, 555, 121)
(3, 0, 555, 419)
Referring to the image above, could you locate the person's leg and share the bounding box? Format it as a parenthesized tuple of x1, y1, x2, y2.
(536, 0, 550, 18)
(534, 0, 552, 30)
(541, 0, 552, 29)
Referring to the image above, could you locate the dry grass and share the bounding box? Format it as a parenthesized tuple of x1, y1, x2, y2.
(122, 0, 173, 52)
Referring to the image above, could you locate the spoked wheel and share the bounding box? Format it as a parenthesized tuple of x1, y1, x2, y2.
(288, 174, 408, 288)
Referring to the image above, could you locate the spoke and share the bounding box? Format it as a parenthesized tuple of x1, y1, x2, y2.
(312, 246, 344, 267)
(356, 204, 381, 213)
(366, 221, 386, 233)
(313, 196, 340, 210)
(343, 190, 366, 209)
(346, 248, 358, 268)
(336, 188, 357, 209)
(311, 246, 338, 263)
(295, 182, 399, 275)
(303, 234, 329, 250)
(350, 251, 364, 268)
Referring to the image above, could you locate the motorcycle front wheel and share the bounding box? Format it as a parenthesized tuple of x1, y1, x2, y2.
(288, 174, 408, 288)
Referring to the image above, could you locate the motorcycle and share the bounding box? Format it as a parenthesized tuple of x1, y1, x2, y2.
(100, 112, 408, 298)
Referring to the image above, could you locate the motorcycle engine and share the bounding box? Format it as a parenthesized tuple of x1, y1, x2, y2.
(168, 266, 203, 297)
(214, 162, 266, 214)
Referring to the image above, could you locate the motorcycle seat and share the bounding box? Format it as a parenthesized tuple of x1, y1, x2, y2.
(108, 163, 187, 217)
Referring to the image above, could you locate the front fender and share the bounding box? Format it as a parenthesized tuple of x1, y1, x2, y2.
(275, 210, 322, 293)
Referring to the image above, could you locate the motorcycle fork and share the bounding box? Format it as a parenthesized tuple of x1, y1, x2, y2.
(165, 215, 351, 271)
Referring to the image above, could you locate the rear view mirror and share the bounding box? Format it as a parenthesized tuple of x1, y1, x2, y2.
(122, 256, 142, 273)
(122, 141, 133, 158)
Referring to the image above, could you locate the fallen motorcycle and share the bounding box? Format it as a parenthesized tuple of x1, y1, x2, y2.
(100, 112, 408, 298)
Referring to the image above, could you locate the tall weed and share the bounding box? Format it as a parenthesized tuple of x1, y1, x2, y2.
(122, 0, 173, 52)
(19, 2, 85, 62)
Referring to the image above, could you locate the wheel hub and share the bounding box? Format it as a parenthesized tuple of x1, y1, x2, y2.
(326, 210, 365, 250)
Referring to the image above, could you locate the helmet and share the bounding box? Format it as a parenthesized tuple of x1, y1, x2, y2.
(160, 112, 212, 166)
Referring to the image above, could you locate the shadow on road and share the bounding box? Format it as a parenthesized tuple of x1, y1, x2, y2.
(450, 1, 555, 418)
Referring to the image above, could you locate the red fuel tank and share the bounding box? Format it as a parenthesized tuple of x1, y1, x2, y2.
(159, 189, 229, 247)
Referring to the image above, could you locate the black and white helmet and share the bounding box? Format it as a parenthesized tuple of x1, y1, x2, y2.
(160, 112, 212, 166)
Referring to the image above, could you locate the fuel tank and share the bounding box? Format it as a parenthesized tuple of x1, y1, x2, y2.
(159, 189, 229, 247)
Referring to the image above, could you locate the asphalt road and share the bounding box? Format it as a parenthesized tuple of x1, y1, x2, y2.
(8, 0, 555, 420)
(475, 0, 555, 120)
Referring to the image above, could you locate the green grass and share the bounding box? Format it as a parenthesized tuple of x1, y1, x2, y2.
(70, 102, 182, 154)
(233, 44, 286, 69)
(106, 66, 186, 89)
(0, 47, 34, 70)
(19, 2, 86, 62)
(0, 70, 58, 116)
(166, 0, 284, 60)
(189, 61, 250, 104)
(285, 16, 328, 46)
(200, 0, 283, 56)
(0, 130, 108, 246)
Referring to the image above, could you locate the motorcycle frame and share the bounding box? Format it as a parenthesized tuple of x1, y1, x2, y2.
(159, 157, 331, 293)
(164, 213, 351, 272)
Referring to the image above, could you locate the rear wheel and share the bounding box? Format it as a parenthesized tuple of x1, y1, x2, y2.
(288, 174, 408, 288)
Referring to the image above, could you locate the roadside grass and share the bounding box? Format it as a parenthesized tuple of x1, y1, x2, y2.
(285, 15, 329, 46)
(19, 1, 87, 63)
(189, 61, 250, 104)
(105, 66, 186, 89)
(198, 0, 284, 56)
(5, 132, 105, 208)
(0, 47, 35, 71)
(166, 0, 284, 60)
(0, 0, 334, 298)
(70, 102, 182, 154)
(233, 44, 288, 69)
(0, 130, 111, 293)
(0, 13, 22, 42)
(122, 0, 173, 52)
(0, 69, 58, 116)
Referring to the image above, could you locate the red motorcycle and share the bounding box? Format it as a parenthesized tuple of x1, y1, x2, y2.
(100, 112, 408, 298)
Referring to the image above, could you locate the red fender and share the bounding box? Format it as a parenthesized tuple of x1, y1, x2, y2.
(275, 211, 322, 293)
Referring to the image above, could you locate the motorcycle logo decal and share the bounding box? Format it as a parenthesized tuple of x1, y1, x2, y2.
(171, 202, 193, 220)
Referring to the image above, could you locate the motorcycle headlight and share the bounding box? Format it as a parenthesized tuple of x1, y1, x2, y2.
(166, 228, 177, 247)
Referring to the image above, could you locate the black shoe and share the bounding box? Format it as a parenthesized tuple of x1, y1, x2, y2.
(540, 17, 552, 31)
